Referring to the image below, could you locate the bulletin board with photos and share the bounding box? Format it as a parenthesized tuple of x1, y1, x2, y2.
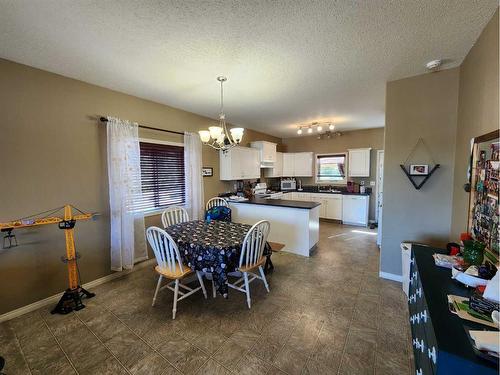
(467, 130, 499, 263)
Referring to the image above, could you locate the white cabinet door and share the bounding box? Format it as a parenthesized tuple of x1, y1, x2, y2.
(342, 195, 369, 226)
(250, 141, 277, 163)
(220, 147, 242, 180)
(326, 195, 342, 220)
(220, 147, 260, 180)
(294, 152, 313, 176)
(348, 148, 371, 177)
(282, 153, 295, 176)
(243, 147, 261, 179)
(264, 152, 283, 177)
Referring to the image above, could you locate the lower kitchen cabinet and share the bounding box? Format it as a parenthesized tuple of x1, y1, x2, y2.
(310, 193, 342, 220)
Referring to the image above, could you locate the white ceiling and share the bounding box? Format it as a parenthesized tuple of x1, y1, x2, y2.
(0, 1, 497, 137)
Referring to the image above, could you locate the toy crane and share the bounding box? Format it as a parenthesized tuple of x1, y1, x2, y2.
(0, 205, 96, 314)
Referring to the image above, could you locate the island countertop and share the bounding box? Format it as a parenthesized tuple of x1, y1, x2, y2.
(228, 197, 321, 209)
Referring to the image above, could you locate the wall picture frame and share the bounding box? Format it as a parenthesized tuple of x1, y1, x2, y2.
(409, 164, 429, 176)
(202, 167, 213, 177)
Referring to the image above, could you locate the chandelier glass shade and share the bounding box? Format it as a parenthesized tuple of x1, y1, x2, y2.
(198, 76, 244, 151)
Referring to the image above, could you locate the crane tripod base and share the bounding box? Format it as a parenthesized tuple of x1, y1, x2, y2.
(51, 286, 95, 315)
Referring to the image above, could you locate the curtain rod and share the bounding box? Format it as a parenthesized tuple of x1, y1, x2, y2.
(99, 117, 184, 136)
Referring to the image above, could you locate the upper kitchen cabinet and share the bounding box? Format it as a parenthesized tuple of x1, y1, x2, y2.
(294, 152, 314, 176)
(220, 146, 260, 180)
(250, 141, 277, 167)
(348, 148, 371, 177)
(282, 152, 314, 177)
(264, 152, 283, 178)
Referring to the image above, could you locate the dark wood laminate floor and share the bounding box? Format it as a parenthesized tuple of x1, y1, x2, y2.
(0, 222, 413, 375)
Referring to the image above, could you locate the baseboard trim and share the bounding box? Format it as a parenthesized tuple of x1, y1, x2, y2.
(0, 258, 156, 323)
(379, 271, 403, 283)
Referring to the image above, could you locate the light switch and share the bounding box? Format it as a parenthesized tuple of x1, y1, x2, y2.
(369, 181, 376, 186)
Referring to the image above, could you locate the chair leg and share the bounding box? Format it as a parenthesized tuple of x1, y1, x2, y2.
(258, 266, 270, 293)
(243, 272, 251, 309)
(212, 279, 217, 298)
(152, 275, 163, 306)
(172, 279, 179, 320)
(196, 271, 207, 299)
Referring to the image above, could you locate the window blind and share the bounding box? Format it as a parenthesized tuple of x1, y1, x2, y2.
(132, 142, 185, 212)
(317, 154, 346, 180)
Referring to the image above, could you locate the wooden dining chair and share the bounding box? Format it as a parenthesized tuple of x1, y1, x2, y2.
(206, 197, 229, 210)
(146, 226, 207, 319)
(227, 220, 271, 308)
(161, 206, 189, 228)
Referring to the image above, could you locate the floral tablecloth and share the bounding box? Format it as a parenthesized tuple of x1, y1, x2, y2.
(165, 220, 252, 297)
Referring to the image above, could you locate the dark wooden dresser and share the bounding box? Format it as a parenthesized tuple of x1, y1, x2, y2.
(409, 245, 498, 375)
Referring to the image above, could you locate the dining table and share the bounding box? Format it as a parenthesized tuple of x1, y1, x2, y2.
(165, 219, 262, 297)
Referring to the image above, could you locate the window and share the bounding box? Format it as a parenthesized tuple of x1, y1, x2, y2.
(133, 141, 185, 213)
(316, 153, 346, 183)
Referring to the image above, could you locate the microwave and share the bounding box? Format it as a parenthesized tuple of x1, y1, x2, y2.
(281, 179, 296, 191)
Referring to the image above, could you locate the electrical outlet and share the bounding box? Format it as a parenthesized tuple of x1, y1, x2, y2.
(370, 181, 376, 186)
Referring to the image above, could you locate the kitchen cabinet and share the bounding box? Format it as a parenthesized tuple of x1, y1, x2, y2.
(282, 152, 314, 177)
(250, 141, 277, 166)
(264, 152, 283, 177)
(310, 193, 342, 220)
(325, 194, 342, 220)
(219, 146, 260, 180)
(348, 148, 371, 177)
(282, 153, 295, 176)
(342, 195, 369, 226)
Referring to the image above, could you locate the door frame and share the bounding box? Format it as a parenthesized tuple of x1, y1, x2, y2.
(375, 150, 384, 222)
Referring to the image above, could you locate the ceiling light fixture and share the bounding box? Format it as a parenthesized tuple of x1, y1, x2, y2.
(426, 59, 442, 71)
(199, 76, 244, 151)
(295, 121, 335, 135)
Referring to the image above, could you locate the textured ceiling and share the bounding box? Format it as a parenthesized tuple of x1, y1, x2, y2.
(0, 1, 497, 137)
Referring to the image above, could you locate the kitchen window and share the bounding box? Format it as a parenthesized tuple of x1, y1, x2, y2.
(132, 140, 185, 213)
(316, 153, 346, 183)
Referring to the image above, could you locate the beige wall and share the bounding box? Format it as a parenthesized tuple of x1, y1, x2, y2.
(282, 128, 385, 220)
(381, 68, 460, 276)
(0, 58, 280, 314)
(451, 9, 499, 239)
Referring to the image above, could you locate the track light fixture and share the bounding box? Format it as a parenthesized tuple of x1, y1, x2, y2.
(295, 121, 336, 136)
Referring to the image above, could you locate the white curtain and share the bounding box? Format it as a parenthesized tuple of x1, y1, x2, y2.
(106, 116, 147, 271)
(184, 132, 204, 220)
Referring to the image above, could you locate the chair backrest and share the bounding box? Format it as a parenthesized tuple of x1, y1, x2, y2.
(205, 206, 232, 222)
(161, 206, 189, 228)
(206, 197, 229, 210)
(146, 226, 185, 274)
(239, 220, 270, 269)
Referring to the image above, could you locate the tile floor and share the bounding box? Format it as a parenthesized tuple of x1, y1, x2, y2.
(0, 222, 413, 375)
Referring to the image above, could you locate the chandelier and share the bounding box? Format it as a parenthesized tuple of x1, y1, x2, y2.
(198, 76, 244, 151)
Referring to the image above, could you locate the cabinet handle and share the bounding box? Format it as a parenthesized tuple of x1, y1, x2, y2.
(428, 346, 437, 364)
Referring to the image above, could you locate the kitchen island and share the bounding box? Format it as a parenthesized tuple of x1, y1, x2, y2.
(228, 197, 320, 257)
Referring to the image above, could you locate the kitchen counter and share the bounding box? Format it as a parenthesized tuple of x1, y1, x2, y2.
(229, 197, 321, 209)
(228, 199, 320, 257)
(282, 190, 371, 196)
